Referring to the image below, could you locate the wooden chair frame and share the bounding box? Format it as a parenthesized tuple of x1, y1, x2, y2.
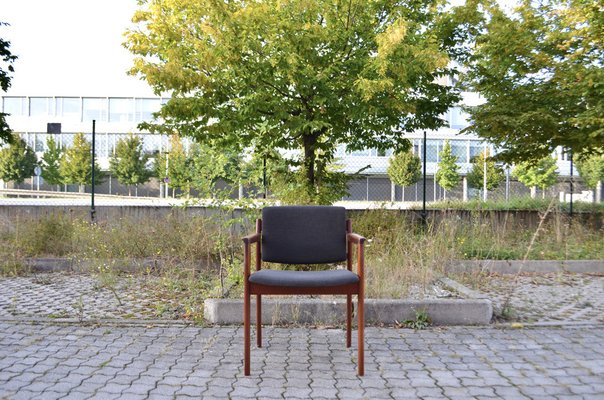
(243, 218, 366, 376)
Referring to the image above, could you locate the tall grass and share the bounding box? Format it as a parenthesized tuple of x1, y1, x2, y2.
(0, 209, 601, 300)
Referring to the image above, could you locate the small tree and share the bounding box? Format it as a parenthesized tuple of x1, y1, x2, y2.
(467, 149, 504, 198)
(189, 142, 244, 198)
(0, 134, 37, 186)
(60, 133, 102, 192)
(513, 156, 559, 199)
(576, 153, 604, 203)
(41, 136, 64, 191)
(154, 135, 192, 197)
(387, 150, 421, 201)
(109, 134, 151, 196)
(435, 140, 460, 200)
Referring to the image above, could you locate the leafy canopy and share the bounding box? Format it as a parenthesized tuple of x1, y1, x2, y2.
(461, 0, 604, 162)
(0, 22, 18, 144)
(41, 136, 64, 187)
(436, 140, 460, 191)
(109, 134, 151, 188)
(513, 155, 559, 193)
(467, 149, 504, 191)
(387, 149, 421, 187)
(0, 134, 37, 184)
(576, 153, 604, 189)
(60, 133, 102, 189)
(125, 0, 470, 200)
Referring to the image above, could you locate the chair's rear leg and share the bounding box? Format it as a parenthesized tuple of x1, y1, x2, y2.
(358, 293, 364, 376)
(244, 290, 251, 375)
(256, 294, 262, 347)
(346, 294, 352, 348)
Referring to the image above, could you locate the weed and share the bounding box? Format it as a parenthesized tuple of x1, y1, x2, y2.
(73, 294, 84, 322)
(400, 309, 431, 330)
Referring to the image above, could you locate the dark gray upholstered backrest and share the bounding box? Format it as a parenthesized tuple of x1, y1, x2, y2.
(261, 206, 347, 264)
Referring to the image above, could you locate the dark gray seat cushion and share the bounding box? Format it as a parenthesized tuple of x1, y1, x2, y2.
(261, 206, 347, 264)
(249, 269, 359, 287)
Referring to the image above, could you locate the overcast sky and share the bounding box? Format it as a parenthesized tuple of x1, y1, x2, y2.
(1, 0, 155, 97)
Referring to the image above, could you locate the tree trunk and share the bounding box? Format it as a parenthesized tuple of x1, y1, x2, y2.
(530, 186, 536, 198)
(303, 133, 318, 191)
(128, 186, 132, 196)
(443, 189, 447, 200)
(79, 184, 85, 193)
(596, 180, 602, 203)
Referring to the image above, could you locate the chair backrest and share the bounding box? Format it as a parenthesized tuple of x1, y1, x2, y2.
(261, 206, 347, 264)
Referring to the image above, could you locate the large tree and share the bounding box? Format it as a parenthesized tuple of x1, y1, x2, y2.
(125, 0, 469, 201)
(109, 134, 151, 196)
(513, 156, 559, 199)
(461, 0, 603, 162)
(1, 22, 18, 143)
(0, 134, 37, 186)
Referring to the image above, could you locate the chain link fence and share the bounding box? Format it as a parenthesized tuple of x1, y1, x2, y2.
(3, 135, 600, 206)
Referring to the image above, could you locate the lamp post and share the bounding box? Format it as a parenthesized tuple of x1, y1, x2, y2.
(421, 130, 427, 227)
(165, 152, 170, 198)
(91, 120, 96, 222)
(34, 166, 41, 194)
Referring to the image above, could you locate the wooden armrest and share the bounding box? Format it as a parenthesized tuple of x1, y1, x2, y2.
(347, 233, 366, 244)
(242, 233, 260, 245)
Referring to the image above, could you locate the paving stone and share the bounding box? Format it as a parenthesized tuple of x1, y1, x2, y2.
(1, 311, 604, 400)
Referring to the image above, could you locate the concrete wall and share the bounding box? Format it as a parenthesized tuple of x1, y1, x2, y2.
(0, 205, 600, 230)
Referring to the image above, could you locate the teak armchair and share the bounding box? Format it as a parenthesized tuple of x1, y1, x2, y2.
(242, 206, 366, 376)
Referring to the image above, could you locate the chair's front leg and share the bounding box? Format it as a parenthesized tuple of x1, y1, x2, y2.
(346, 294, 352, 348)
(256, 294, 262, 348)
(357, 241, 365, 376)
(243, 242, 251, 376)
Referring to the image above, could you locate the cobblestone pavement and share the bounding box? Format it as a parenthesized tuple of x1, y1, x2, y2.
(1, 321, 603, 400)
(475, 273, 604, 323)
(0, 273, 181, 321)
(3, 272, 604, 324)
(0, 272, 453, 322)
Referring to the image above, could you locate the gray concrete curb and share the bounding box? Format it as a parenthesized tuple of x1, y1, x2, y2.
(203, 298, 492, 326)
(447, 259, 604, 274)
(22, 258, 604, 274)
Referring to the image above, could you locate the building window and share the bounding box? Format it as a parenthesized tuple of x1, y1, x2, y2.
(29, 97, 52, 117)
(450, 107, 470, 129)
(143, 134, 162, 153)
(56, 97, 81, 119)
(83, 98, 108, 122)
(2, 97, 27, 116)
(450, 140, 468, 163)
(61, 133, 75, 148)
(109, 98, 134, 122)
(96, 133, 108, 157)
(35, 134, 46, 152)
(135, 98, 161, 121)
(469, 141, 485, 161)
(426, 140, 439, 162)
